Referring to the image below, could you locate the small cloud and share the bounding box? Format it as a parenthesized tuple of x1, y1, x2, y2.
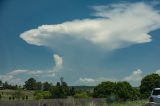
(155, 69, 160, 74)
(53, 54, 63, 69)
(7, 69, 29, 76)
(0, 74, 14, 82)
(123, 69, 143, 86)
(79, 77, 117, 86)
(124, 69, 143, 81)
(79, 77, 96, 83)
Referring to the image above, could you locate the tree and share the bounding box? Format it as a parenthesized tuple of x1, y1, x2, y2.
(49, 77, 70, 98)
(24, 78, 37, 90)
(3, 81, 9, 89)
(69, 87, 75, 96)
(50, 86, 64, 98)
(36, 82, 42, 90)
(140, 73, 160, 98)
(114, 81, 135, 101)
(43, 82, 51, 91)
(93, 81, 115, 98)
(0, 80, 2, 86)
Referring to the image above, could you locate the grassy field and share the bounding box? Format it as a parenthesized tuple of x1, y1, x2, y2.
(0, 99, 148, 106)
(107, 100, 147, 106)
(0, 90, 148, 106)
(0, 89, 34, 101)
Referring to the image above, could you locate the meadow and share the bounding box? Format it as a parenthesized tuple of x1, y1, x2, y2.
(0, 98, 148, 106)
(0, 90, 148, 106)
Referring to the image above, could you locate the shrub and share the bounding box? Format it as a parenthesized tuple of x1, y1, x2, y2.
(74, 91, 89, 98)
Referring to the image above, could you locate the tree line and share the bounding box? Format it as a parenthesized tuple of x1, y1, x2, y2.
(0, 73, 160, 101)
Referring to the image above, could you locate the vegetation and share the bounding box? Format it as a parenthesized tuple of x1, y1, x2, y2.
(140, 73, 160, 98)
(0, 72, 160, 105)
(93, 81, 139, 102)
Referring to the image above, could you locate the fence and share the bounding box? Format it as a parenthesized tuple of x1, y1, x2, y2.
(0, 98, 107, 106)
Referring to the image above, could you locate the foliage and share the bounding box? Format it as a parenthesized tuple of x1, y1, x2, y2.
(13, 88, 24, 100)
(93, 81, 115, 98)
(43, 82, 52, 91)
(24, 78, 37, 90)
(114, 81, 136, 101)
(140, 73, 160, 98)
(49, 77, 71, 98)
(93, 81, 139, 101)
(34, 91, 51, 100)
(74, 91, 89, 98)
(35, 82, 42, 90)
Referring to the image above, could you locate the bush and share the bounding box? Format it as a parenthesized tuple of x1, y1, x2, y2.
(12, 96, 15, 100)
(74, 91, 89, 98)
(9, 96, 12, 100)
(93, 81, 115, 98)
(26, 95, 28, 100)
(140, 73, 160, 98)
(93, 81, 139, 101)
(34, 91, 51, 100)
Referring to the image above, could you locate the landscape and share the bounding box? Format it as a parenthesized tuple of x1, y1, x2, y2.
(0, 0, 160, 106)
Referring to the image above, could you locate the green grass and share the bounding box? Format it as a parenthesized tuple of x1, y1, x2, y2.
(0, 90, 148, 106)
(107, 100, 147, 106)
(0, 89, 34, 101)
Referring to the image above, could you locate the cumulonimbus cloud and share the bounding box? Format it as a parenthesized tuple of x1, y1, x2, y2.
(20, 2, 160, 51)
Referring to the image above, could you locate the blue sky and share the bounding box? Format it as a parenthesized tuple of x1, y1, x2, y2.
(0, 0, 160, 87)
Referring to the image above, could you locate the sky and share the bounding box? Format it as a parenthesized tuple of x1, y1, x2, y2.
(0, 0, 160, 87)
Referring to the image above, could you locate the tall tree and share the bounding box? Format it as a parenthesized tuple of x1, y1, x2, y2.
(93, 81, 115, 98)
(36, 82, 42, 90)
(49, 77, 70, 98)
(43, 82, 51, 91)
(140, 73, 160, 98)
(0, 80, 3, 86)
(24, 78, 37, 90)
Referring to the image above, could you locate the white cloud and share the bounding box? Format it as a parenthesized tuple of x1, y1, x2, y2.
(0, 75, 14, 82)
(155, 69, 160, 74)
(53, 54, 63, 69)
(7, 69, 29, 76)
(124, 69, 143, 81)
(0, 54, 63, 84)
(79, 77, 96, 83)
(20, 2, 160, 51)
(123, 69, 143, 86)
(79, 77, 117, 85)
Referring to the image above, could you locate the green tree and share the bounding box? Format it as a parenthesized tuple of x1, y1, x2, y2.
(43, 82, 51, 91)
(36, 82, 42, 90)
(50, 86, 64, 98)
(93, 81, 115, 98)
(140, 73, 160, 98)
(0, 80, 2, 86)
(114, 81, 134, 101)
(24, 78, 37, 90)
(49, 77, 70, 98)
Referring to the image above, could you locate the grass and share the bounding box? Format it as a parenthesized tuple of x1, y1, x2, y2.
(106, 100, 147, 106)
(0, 90, 148, 106)
(0, 89, 34, 101)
